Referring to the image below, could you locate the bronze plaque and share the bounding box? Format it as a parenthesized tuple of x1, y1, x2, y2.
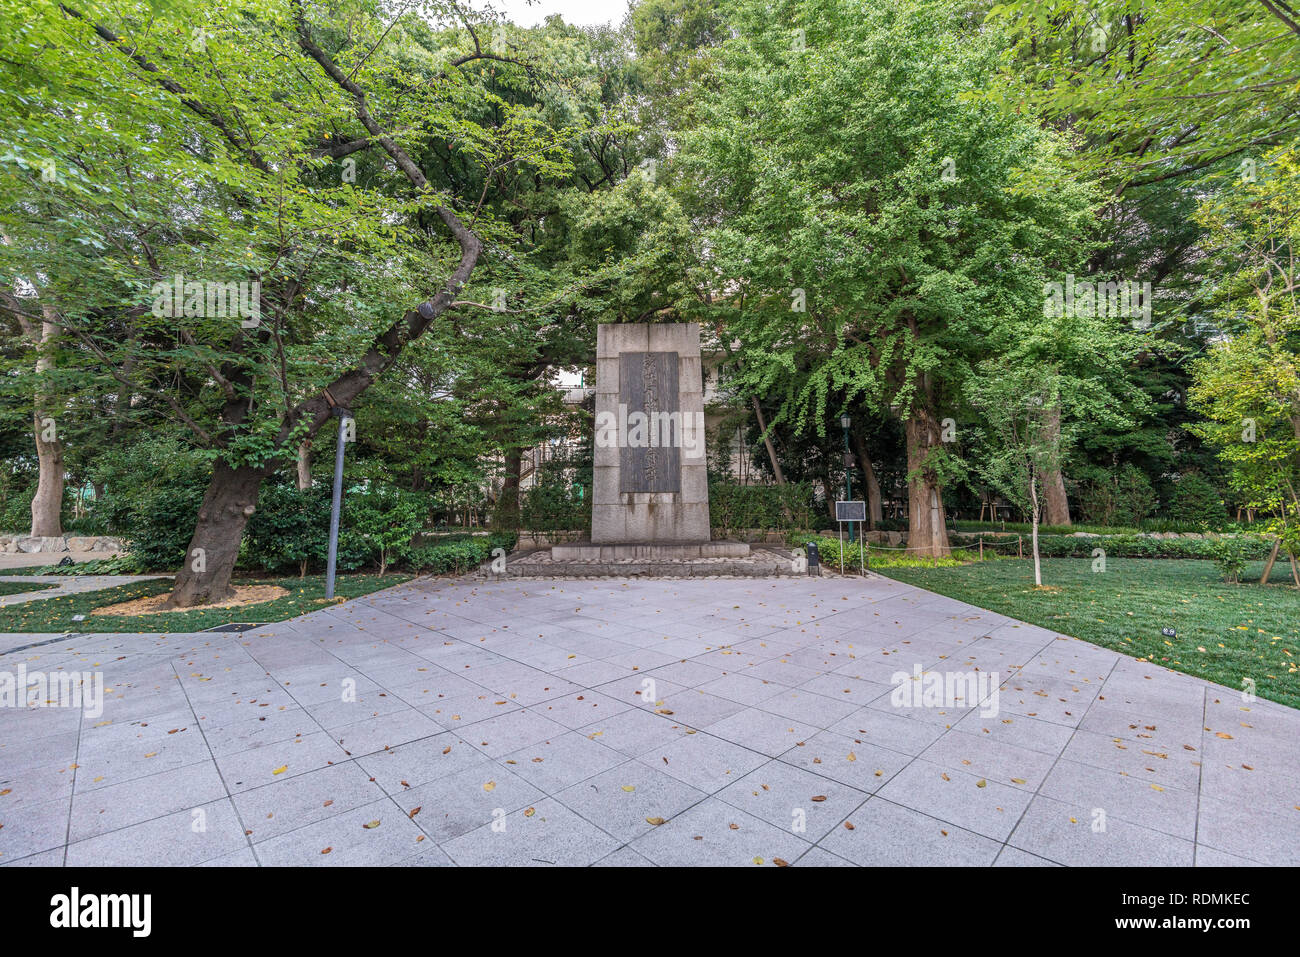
(619, 351, 681, 493)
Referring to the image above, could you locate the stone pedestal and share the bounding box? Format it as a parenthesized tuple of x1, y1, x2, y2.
(550, 541, 750, 560)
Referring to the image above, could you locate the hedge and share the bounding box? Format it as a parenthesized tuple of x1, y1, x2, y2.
(403, 533, 518, 575)
(709, 481, 817, 534)
(951, 533, 1274, 560)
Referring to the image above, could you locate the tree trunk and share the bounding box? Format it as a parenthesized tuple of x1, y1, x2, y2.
(1260, 538, 1281, 584)
(496, 450, 523, 530)
(751, 397, 785, 484)
(821, 462, 837, 523)
(163, 459, 266, 608)
(905, 409, 950, 556)
(1030, 470, 1043, 586)
(850, 430, 883, 529)
(1038, 404, 1070, 525)
(30, 312, 64, 538)
(296, 440, 312, 490)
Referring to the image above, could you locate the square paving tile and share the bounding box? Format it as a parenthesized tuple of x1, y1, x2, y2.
(65, 798, 247, 866)
(628, 797, 809, 867)
(716, 761, 866, 843)
(818, 797, 1002, 866)
(253, 798, 429, 866)
(234, 762, 388, 844)
(499, 731, 628, 794)
(554, 762, 707, 843)
(637, 731, 768, 794)
(440, 798, 620, 866)
(874, 758, 1033, 842)
(1007, 794, 1195, 866)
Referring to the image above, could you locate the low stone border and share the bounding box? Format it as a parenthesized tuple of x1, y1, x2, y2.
(0, 534, 126, 554)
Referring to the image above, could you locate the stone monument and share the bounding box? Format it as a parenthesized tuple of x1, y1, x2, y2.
(552, 322, 748, 560)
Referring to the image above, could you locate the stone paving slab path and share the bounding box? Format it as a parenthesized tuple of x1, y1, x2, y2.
(0, 573, 1295, 867)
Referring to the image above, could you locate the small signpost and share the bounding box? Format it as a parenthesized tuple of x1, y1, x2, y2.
(834, 500, 866, 575)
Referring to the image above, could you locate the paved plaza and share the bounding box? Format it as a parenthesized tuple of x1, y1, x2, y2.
(0, 573, 1296, 866)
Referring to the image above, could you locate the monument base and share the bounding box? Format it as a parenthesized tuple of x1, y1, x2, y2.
(489, 544, 797, 579)
(550, 540, 750, 561)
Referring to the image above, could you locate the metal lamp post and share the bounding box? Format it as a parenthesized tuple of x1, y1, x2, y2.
(840, 414, 854, 543)
(324, 406, 351, 600)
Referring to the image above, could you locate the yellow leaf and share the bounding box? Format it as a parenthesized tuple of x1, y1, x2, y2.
(362, 820, 381, 829)
(645, 816, 665, 826)
(621, 785, 636, 792)
(483, 781, 496, 792)
(272, 765, 287, 775)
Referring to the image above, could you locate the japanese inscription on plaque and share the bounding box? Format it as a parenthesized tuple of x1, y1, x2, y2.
(619, 351, 681, 493)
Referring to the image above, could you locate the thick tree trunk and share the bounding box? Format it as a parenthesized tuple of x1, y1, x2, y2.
(1040, 405, 1071, 526)
(31, 410, 64, 537)
(296, 440, 312, 490)
(30, 313, 63, 538)
(1042, 467, 1071, 526)
(163, 460, 266, 608)
(850, 430, 883, 529)
(905, 409, 950, 556)
(496, 451, 523, 530)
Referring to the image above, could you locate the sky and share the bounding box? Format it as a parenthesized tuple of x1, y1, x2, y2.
(489, 0, 632, 28)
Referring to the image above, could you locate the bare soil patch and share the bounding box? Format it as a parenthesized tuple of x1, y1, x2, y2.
(91, 584, 290, 616)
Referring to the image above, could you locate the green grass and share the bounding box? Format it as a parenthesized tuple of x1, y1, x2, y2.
(0, 573, 411, 634)
(875, 557, 1300, 710)
(0, 580, 56, 596)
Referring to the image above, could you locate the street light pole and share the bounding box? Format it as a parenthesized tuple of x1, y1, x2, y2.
(840, 414, 854, 543)
(325, 407, 351, 600)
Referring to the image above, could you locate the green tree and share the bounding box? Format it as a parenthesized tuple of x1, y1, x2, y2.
(1189, 145, 1300, 561)
(0, 0, 587, 605)
(669, 0, 1100, 555)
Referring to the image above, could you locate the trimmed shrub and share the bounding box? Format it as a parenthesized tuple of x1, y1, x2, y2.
(520, 479, 588, 540)
(709, 481, 816, 535)
(403, 532, 517, 575)
(1167, 474, 1228, 527)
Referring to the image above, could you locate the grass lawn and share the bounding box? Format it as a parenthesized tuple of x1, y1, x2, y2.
(0, 573, 411, 634)
(0, 580, 57, 597)
(876, 557, 1300, 710)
